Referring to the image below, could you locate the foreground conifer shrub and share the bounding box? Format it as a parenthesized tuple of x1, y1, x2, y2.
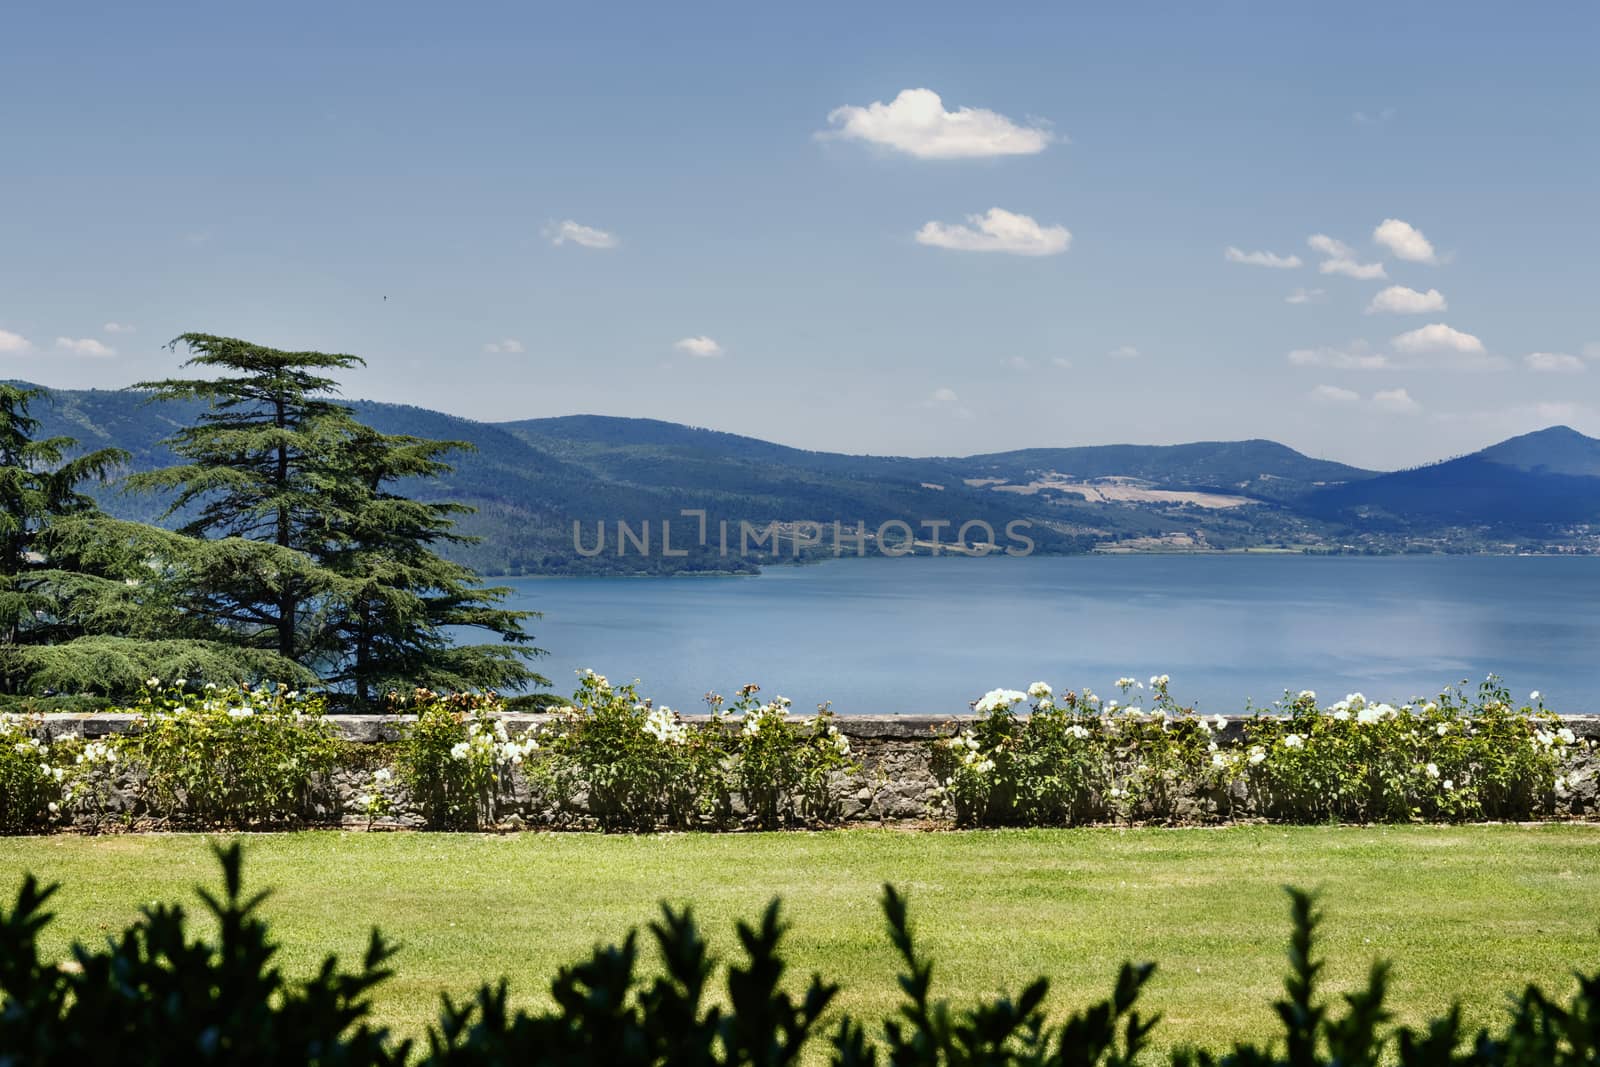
(2, 846, 1598, 1066)
(935, 677, 1589, 827)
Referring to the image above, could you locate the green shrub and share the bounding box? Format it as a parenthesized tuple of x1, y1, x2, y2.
(124, 680, 341, 827)
(0, 843, 399, 1066)
(4, 847, 1600, 1066)
(934, 677, 1587, 829)
(537, 675, 863, 831)
(0, 714, 75, 833)
(1239, 680, 1578, 823)
(933, 677, 1230, 827)
(718, 685, 861, 829)
(392, 689, 537, 829)
(541, 670, 733, 832)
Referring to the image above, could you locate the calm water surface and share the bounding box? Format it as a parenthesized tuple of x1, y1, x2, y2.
(500, 555, 1600, 715)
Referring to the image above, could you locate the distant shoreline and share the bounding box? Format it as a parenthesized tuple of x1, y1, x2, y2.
(495, 547, 1600, 579)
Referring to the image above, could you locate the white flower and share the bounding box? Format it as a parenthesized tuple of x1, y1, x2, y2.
(1211, 753, 1227, 769)
(1298, 690, 1316, 702)
(1530, 691, 1542, 702)
(1212, 715, 1226, 731)
(146, 677, 160, 689)
(1283, 733, 1305, 749)
(1332, 709, 1351, 721)
(1442, 779, 1454, 791)
(974, 688, 1028, 714)
(645, 707, 690, 745)
(448, 741, 471, 761)
(373, 768, 393, 783)
(1424, 762, 1440, 779)
(1247, 746, 1266, 766)
(1435, 723, 1449, 736)
(47, 802, 59, 814)
(1149, 674, 1170, 688)
(1115, 677, 1139, 691)
(1066, 724, 1091, 740)
(1555, 776, 1568, 795)
(1557, 728, 1576, 745)
(1027, 681, 1053, 699)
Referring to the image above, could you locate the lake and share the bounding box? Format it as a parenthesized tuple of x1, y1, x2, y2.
(498, 555, 1600, 715)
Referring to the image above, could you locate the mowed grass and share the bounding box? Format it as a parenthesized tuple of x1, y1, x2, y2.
(2, 826, 1599, 1052)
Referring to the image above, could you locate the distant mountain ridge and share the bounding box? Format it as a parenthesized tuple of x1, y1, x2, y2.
(12, 380, 1600, 571)
(1304, 426, 1600, 530)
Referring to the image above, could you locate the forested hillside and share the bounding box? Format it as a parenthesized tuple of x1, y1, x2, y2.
(18, 382, 1600, 572)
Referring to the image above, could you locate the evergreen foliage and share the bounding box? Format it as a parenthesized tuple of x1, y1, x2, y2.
(128, 334, 544, 702)
(1, 385, 307, 695)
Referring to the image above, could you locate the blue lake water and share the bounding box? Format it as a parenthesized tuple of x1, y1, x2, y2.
(499, 555, 1600, 715)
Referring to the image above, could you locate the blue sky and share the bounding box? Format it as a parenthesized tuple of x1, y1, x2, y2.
(3, 1, 1597, 469)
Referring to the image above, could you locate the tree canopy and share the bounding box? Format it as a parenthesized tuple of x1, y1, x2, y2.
(1, 383, 311, 698)
(126, 334, 546, 704)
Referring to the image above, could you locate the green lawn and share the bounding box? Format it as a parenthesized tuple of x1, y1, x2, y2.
(2, 826, 1598, 1053)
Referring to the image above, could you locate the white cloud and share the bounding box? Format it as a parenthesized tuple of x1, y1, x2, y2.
(822, 88, 1055, 159)
(1391, 323, 1484, 355)
(1584, 342, 1600, 361)
(1373, 218, 1438, 264)
(102, 321, 136, 334)
(0, 329, 32, 354)
(483, 338, 524, 354)
(1286, 287, 1326, 305)
(1320, 258, 1387, 280)
(926, 385, 974, 419)
(55, 337, 115, 358)
(1353, 107, 1397, 125)
(1525, 351, 1586, 373)
(1372, 387, 1420, 413)
(1051, 356, 1073, 369)
(1309, 233, 1386, 279)
(1109, 345, 1140, 360)
(915, 207, 1070, 256)
(674, 335, 724, 358)
(1311, 384, 1360, 403)
(1307, 234, 1354, 259)
(1225, 246, 1302, 269)
(1288, 341, 1389, 370)
(1366, 285, 1447, 315)
(1005, 356, 1032, 370)
(545, 219, 618, 249)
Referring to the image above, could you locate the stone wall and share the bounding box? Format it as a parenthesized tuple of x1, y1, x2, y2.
(31, 713, 1600, 831)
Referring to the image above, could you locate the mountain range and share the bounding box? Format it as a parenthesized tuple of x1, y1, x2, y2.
(15, 381, 1600, 574)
